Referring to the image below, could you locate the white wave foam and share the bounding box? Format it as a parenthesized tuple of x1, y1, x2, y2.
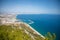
(23, 22, 45, 39)
(28, 20, 34, 24)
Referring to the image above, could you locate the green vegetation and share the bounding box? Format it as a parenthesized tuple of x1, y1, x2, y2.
(0, 25, 33, 40)
(0, 25, 44, 40)
(45, 32, 56, 40)
(0, 25, 56, 40)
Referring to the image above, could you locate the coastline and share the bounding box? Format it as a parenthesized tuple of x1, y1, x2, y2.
(0, 14, 45, 39)
(21, 22, 45, 39)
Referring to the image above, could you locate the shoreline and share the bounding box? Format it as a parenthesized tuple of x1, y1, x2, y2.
(22, 22, 45, 39)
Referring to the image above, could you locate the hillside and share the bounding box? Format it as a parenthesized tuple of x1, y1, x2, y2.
(0, 23, 45, 40)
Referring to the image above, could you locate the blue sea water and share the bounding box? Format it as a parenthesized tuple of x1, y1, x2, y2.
(16, 14, 60, 40)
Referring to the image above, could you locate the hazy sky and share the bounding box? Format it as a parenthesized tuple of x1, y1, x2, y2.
(0, 0, 59, 14)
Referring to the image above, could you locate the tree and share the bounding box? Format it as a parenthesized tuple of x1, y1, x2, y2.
(45, 32, 56, 40)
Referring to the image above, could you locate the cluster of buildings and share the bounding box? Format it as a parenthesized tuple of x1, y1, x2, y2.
(0, 14, 19, 25)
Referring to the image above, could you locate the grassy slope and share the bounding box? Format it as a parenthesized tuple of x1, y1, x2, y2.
(0, 25, 56, 40)
(0, 25, 45, 40)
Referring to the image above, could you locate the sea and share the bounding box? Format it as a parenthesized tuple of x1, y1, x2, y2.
(16, 14, 60, 40)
